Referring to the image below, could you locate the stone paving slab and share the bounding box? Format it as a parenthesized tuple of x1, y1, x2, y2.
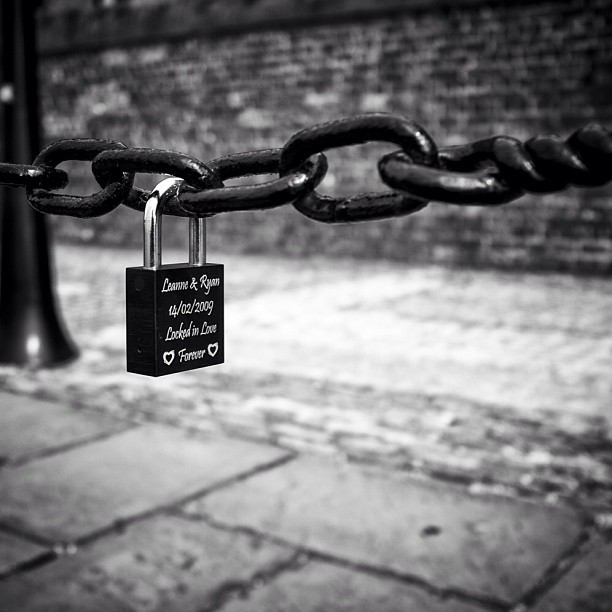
(0, 514, 295, 612)
(531, 541, 612, 612)
(0, 424, 289, 543)
(0, 531, 47, 576)
(0, 391, 128, 464)
(221, 559, 484, 612)
(189, 456, 584, 606)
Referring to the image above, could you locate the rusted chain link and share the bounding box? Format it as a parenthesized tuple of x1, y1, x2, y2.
(0, 113, 610, 223)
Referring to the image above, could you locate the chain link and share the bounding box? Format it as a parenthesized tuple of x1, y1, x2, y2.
(0, 113, 610, 222)
(92, 147, 222, 217)
(26, 139, 134, 218)
(0, 162, 68, 190)
(180, 149, 328, 216)
(379, 123, 612, 206)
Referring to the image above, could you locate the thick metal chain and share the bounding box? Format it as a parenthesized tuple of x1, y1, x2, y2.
(0, 113, 610, 222)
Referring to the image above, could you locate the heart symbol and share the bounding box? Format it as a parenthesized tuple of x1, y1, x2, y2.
(207, 342, 218, 357)
(163, 350, 175, 366)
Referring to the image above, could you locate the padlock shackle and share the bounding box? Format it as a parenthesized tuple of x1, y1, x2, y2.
(189, 214, 206, 266)
(144, 177, 206, 269)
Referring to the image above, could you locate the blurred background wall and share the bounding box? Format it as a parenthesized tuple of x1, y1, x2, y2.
(37, 0, 612, 273)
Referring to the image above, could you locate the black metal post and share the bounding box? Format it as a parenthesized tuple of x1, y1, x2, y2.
(0, 0, 78, 367)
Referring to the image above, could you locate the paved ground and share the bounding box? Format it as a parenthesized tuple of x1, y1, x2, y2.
(0, 243, 611, 611)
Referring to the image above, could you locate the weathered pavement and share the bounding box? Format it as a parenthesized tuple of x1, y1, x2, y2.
(0, 244, 611, 610)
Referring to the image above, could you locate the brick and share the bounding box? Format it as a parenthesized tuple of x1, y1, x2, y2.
(0, 532, 47, 576)
(0, 515, 295, 612)
(222, 560, 483, 612)
(190, 456, 584, 605)
(0, 392, 127, 464)
(531, 542, 612, 612)
(0, 425, 288, 542)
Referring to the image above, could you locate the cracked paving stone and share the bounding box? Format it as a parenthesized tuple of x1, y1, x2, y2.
(0, 531, 47, 575)
(0, 514, 295, 612)
(221, 559, 484, 612)
(0, 424, 289, 542)
(0, 392, 128, 463)
(531, 541, 612, 612)
(188, 455, 584, 606)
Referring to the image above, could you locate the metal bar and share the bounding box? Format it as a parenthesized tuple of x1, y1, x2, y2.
(189, 217, 206, 265)
(143, 177, 182, 269)
(0, 0, 77, 367)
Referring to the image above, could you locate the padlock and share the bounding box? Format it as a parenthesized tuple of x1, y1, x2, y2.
(126, 177, 224, 376)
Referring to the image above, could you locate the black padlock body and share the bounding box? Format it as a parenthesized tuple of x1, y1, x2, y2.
(126, 263, 224, 376)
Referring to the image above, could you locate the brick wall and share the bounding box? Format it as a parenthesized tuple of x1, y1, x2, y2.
(38, 0, 612, 272)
